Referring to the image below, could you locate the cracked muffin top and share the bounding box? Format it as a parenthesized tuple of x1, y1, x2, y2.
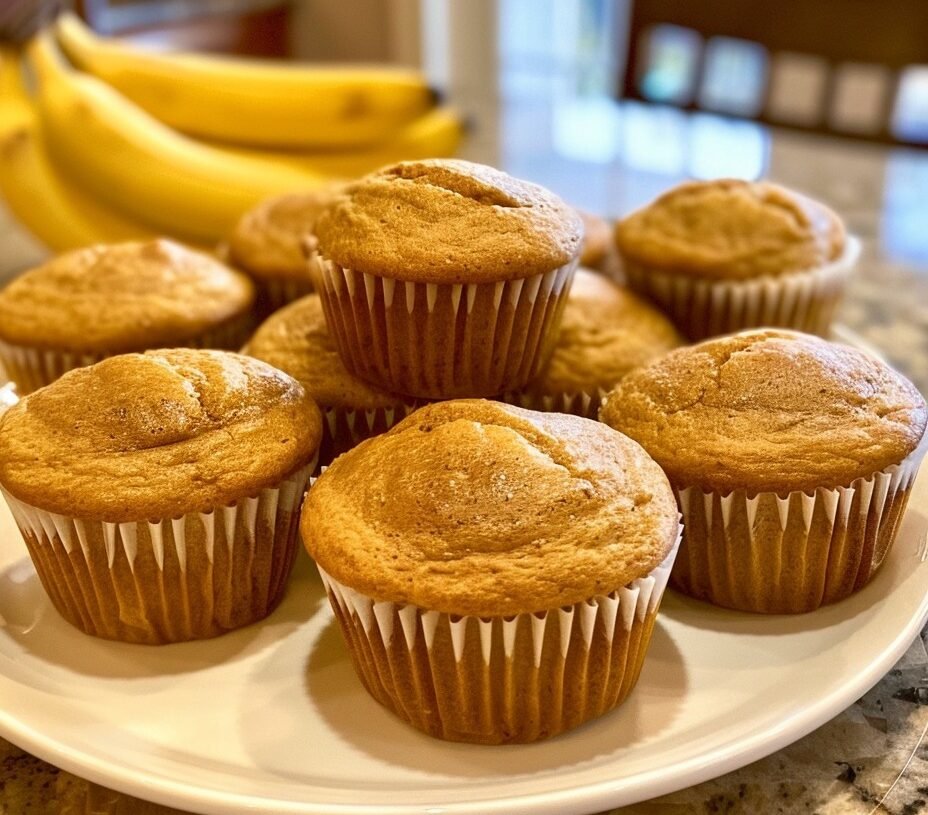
(243, 294, 410, 412)
(0, 349, 322, 521)
(600, 330, 927, 494)
(0, 240, 254, 352)
(302, 399, 678, 616)
(615, 179, 846, 281)
(526, 269, 683, 397)
(311, 159, 584, 284)
(228, 189, 339, 281)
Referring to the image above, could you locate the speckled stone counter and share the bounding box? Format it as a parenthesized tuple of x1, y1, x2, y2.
(0, 107, 926, 814)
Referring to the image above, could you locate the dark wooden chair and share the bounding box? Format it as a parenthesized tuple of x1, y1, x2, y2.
(621, 0, 928, 146)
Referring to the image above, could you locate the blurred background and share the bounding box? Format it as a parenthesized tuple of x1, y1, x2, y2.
(1, 0, 927, 268)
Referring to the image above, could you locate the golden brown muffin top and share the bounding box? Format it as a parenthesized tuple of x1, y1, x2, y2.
(312, 159, 583, 284)
(0, 349, 322, 521)
(578, 210, 613, 268)
(527, 269, 683, 397)
(0, 240, 254, 352)
(600, 330, 927, 495)
(228, 190, 337, 281)
(303, 399, 678, 616)
(243, 294, 408, 412)
(615, 180, 846, 281)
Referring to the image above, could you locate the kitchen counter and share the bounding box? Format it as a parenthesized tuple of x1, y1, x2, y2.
(0, 100, 927, 814)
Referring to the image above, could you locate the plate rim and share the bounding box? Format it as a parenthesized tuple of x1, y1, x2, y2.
(1, 542, 926, 815)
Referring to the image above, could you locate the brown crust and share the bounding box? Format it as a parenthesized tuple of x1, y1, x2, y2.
(614, 179, 846, 281)
(228, 189, 339, 281)
(0, 349, 322, 521)
(243, 294, 409, 411)
(600, 330, 927, 494)
(0, 240, 255, 352)
(312, 159, 583, 284)
(528, 269, 683, 397)
(302, 399, 678, 617)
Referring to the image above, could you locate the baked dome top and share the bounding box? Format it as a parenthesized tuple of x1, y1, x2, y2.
(600, 330, 927, 494)
(0, 240, 253, 352)
(615, 179, 846, 281)
(303, 399, 678, 616)
(229, 189, 338, 280)
(0, 349, 321, 520)
(312, 159, 583, 284)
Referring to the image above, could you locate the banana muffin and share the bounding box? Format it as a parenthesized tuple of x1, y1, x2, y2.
(578, 209, 618, 275)
(615, 180, 858, 339)
(0, 349, 322, 643)
(227, 189, 338, 315)
(243, 294, 419, 466)
(302, 399, 681, 743)
(308, 159, 583, 399)
(0, 239, 254, 394)
(506, 269, 683, 417)
(600, 329, 927, 613)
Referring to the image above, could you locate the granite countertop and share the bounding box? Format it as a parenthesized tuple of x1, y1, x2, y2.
(0, 104, 927, 814)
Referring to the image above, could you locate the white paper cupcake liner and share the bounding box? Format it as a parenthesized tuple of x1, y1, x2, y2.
(0, 340, 105, 396)
(0, 313, 254, 396)
(0, 460, 314, 644)
(672, 436, 925, 613)
(622, 236, 860, 341)
(309, 251, 580, 399)
(318, 400, 419, 467)
(501, 387, 610, 420)
(317, 523, 682, 743)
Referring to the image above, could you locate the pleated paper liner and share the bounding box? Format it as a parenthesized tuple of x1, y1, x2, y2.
(260, 276, 314, 316)
(317, 524, 682, 744)
(0, 312, 255, 396)
(672, 436, 926, 614)
(622, 236, 860, 342)
(501, 386, 610, 420)
(0, 459, 314, 644)
(317, 400, 421, 469)
(309, 251, 580, 400)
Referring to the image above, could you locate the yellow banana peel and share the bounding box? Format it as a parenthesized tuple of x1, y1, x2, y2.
(55, 12, 435, 150)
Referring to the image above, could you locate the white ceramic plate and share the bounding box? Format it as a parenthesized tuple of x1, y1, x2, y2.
(0, 469, 926, 815)
(1, 340, 927, 814)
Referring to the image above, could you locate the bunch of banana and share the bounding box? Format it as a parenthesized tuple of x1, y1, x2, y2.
(0, 48, 154, 250)
(56, 12, 438, 149)
(0, 16, 463, 252)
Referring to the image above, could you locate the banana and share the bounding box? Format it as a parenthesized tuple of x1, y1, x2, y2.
(26, 33, 324, 245)
(228, 106, 465, 179)
(0, 48, 154, 250)
(55, 12, 435, 150)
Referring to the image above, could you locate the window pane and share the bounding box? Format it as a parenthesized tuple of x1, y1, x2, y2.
(637, 24, 701, 105)
(698, 36, 768, 117)
(892, 66, 928, 144)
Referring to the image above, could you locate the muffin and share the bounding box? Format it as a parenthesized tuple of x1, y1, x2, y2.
(0, 349, 322, 643)
(615, 180, 859, 340)
(243, 294, 420, 467)
(226, 189, 338, 316)
(505, 269, 683, 418)
(307, 159, 583, 399)
(0, 240, 255, 395)
(600, 330, 927, 614)
(578, 209, 620, 279)
(302, 399, 681, 743)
